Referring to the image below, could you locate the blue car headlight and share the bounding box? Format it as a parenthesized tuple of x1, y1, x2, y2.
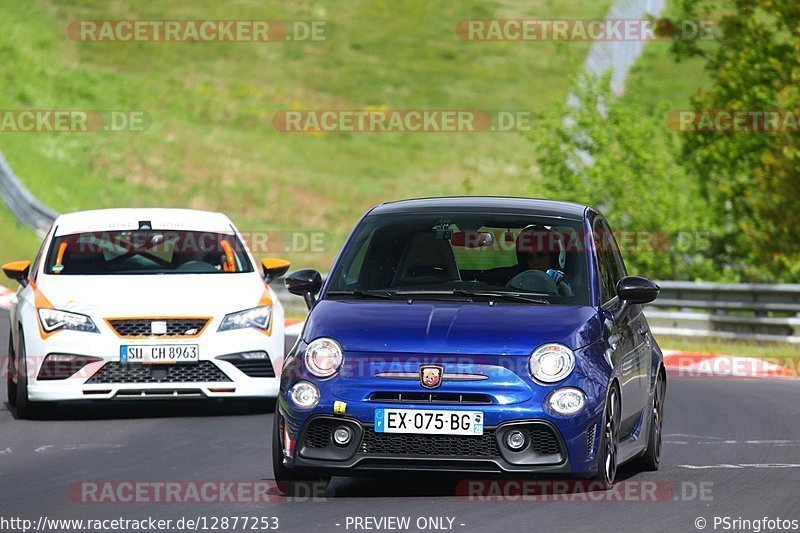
(304, 337, 343, 378)
(529, 343, 575, 383)
(289, 380, 320, 409)
(547, 387, 586, 416)
(218, 306, 272, 332)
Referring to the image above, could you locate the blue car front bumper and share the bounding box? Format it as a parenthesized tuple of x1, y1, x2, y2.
(277, 350, 610, 477)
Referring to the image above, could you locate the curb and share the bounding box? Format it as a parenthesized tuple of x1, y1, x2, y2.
(663, 350, 795, 379)
(285, 319, 304, 338)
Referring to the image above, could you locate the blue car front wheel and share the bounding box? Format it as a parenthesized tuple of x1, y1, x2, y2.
(272, 413, 330, 495)
(634, 371, 666, 471)
(593, 384, 620, 489)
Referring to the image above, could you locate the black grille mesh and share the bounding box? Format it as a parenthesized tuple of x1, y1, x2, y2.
(108, 318, 209, 337)
(526, 426, 562, 456)
(86, 362, 231, 384)
(360, 428, 499, 457)
(304, 424, 334, 448)
(587, 424, 596, 455)
(225, 359, 275, 378)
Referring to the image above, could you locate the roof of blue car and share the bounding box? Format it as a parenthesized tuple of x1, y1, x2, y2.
(369, 196, 590, 219)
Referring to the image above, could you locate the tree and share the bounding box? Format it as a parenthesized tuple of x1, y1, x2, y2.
(529, 74, 716, 281)
(671, 0, 800, 281)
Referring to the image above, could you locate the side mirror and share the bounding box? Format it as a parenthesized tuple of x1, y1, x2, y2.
(285, 269, 322, 310)
(617, 276, 660, 305)
(2, 260, 31, 287)
(261, 258, 291, 283)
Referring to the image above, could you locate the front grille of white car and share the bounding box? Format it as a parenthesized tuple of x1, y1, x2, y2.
(107, 318, 210, 337)
(86, 361, 231, 384)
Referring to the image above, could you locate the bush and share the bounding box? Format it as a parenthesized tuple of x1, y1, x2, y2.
(529, 74, 718, 281)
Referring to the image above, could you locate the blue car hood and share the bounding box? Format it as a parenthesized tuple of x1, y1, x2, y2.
(303, 300, 602, 356)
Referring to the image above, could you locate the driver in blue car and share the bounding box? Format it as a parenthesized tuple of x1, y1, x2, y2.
(507, 225, 574, 297)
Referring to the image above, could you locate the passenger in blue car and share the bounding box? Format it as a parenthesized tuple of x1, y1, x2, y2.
(507, 225, 574, 297)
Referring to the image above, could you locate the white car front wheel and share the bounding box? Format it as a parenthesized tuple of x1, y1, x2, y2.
(13, 330, 39, 419)
(6, 333, 16, 407)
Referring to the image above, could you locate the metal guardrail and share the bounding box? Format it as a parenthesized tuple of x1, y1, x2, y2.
(0, 151, 58, 235)
(645, 281, 800, 344)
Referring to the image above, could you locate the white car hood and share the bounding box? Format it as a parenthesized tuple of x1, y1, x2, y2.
(35, 273, 269, 318)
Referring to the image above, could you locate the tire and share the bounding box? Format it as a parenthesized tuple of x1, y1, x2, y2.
(7, 333, 17, 407)
(592, 383, 620, 490)
(272, 412, 330, 496)
(634, 371, 666, 472)
(14, 330, 37, 419)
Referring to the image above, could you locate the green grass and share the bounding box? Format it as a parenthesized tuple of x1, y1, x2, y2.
(0, 205, 40, 266)
(0, 0, 620, 271)
(621, 0, 711, 111)
(622, 39, 709, 110)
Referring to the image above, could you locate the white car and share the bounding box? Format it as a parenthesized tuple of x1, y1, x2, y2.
(3, 208, 291, 418)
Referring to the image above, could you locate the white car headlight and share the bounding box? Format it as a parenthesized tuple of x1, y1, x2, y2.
(289, 381, 320, 409)
(218, 306, 272, 332)
(38, 308, 99, 334)
(529, 343, 575, 383)
(304, 337, 343, 378)
(548, 387, 586, 415)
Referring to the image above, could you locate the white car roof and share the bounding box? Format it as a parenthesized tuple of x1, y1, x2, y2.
(52, 208, 237, 237)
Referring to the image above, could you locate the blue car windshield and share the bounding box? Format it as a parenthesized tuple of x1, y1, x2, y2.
(327, 212, 591, 305)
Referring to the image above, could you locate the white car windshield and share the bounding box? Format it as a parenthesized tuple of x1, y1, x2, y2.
(42, 230, 253, 275)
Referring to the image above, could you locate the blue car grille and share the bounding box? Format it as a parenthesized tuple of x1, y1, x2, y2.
(527, 426, 562, 456)
(304, 423, 334, 448)
(368, 391, 492, 405)
(360, 429, 499, 457)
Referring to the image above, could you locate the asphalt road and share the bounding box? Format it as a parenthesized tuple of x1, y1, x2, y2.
(2, 308, 800, 533)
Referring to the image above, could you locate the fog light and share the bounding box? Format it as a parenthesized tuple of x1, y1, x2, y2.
(548, 387, 586, 416)
(38, 354, 102, 380)
(333, 426, 352, 446)
(289, 381, 320, 409)
(506, 430, 527, 450)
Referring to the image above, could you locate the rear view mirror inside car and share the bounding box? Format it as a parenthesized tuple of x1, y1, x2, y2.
(450, 230, 494, 248)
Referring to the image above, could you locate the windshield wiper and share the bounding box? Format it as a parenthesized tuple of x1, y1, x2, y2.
(328, 289, 549, 304)
(450, 289, 551, 305)
(326, 290, 396, 299)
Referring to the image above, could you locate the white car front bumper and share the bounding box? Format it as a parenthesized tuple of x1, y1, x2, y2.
(22, 317, 285, 402)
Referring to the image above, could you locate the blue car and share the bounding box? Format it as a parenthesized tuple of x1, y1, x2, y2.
(274, 197, 666, 492)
